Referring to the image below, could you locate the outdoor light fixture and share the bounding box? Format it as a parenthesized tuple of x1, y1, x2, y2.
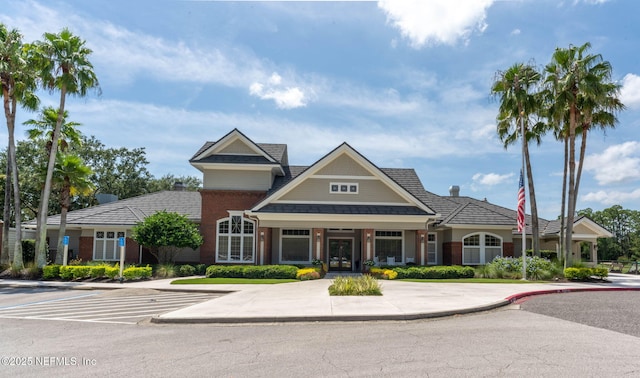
(260, 231, 264, 241)
(420, 234, 425, 242)
(367, 233, 371, 242)
(316, 232, 320, 241)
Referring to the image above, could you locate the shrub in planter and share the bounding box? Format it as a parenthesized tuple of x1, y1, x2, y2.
(178, 264, 196, 277)
(90, 266, 106, 278)
(195, 264, 207, 275)
(105, 265, 120, 280)
(72, 266, 91, 279)
(122, 266, 152, 280)
(43, 265, 61, 279)
(59, 266, 74, 280)
(564, 267, 608, 281)
(296, 268, 319, 280)
(154, 264, 176, 278)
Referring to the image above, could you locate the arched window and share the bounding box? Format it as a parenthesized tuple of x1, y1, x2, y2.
(462, 232, 503, 265)
(217, 213, 255, 263)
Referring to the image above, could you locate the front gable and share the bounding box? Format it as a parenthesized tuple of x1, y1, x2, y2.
(251, 143, 436, 215)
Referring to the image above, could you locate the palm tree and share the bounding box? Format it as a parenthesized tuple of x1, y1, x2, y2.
(53, 153, 92, 264)
(0, 24, 39, 268)
(28, 28, 100, 267)
(491, 63, 545, 257)
(24, 106, 82, 155)
(544, 42, 623, 266)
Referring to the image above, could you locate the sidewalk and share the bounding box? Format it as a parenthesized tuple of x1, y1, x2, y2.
(2, 273, 639, 324)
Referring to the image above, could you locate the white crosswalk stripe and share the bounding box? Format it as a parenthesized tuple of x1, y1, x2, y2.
(0, 290, 220, 324)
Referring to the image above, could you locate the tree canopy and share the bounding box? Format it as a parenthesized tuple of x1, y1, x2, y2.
(131, 210, 203, 264)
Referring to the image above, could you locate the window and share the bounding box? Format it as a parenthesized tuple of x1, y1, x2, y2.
(280, 229, 312, 263)
(94, 230, 126, 261)
(217, 214, 255, 263)
(374, 230, 403, 263)
(329, 182, 358, 194)
(462, 232, 503, 265)
(427, 233, 437, 264)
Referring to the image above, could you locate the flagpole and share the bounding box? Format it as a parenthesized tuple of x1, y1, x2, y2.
(520, 113, 527, 280)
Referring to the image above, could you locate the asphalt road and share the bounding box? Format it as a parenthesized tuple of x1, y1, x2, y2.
(2, 289, 640, 377)
(520, 290, 640, 337)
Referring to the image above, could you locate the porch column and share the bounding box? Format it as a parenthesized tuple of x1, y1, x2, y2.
(363, 228, 374, 261)
(417, 230, 427, 266)
(313, 228, 324, 261)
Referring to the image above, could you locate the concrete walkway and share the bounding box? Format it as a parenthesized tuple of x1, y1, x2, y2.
(1, 273, 640, 324)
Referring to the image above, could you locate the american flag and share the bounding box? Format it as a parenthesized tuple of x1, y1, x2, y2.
(517, 169, 526, 233)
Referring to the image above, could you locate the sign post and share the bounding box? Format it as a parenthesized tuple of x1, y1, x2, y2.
(62, 236, 69, 266)
(118, 237, 125, 282)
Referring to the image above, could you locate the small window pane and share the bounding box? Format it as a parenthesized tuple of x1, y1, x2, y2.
(117, 232, 125, 239)
(340, 185, 348, 192)
(96, 231, 105, 239)
(218, 220, 229, 234)
(349, 185, 357, 193)
(331, 184, 339, 192)
(485, 235, 501, 246)
(464, 235, 480, 246)
(243, 220, 254, 234)
(231, 216, 242, 234)
(107, 231, 115, 239)
(218, 236, 229, 260)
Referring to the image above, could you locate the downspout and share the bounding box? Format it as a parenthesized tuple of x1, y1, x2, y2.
(246, 213, 262, 265)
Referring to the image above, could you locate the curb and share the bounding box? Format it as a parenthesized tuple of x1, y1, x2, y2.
(505, 286, 640, 303)
(0, 281, 234, 294)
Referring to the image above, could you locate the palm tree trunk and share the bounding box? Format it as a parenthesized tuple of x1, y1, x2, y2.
(565, 107, 577, 266)
(55, 184, 70, 265)
(575, 127, 588, 202)
(7, 101, 23, 269)
(1, 155, 11, 265)
(560, 135, 568, 268)
(524, 142, 540, 257)
(35, 85, 67, 267)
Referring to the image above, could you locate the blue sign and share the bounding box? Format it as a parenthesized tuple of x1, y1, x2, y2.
(118, 237, 125, 247)
(63, 236, 69, 246)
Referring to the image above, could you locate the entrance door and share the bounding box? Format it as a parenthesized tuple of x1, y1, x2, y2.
(329, 239, 353, 271)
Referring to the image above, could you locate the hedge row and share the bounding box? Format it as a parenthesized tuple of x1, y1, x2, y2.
(206, 264, 299, 279)
(42, 264, 152, 280)
(392, 265, 475, 279)
(564, 267, 608, 281)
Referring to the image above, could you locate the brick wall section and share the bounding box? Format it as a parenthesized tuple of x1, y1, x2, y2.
(199, 189, 267, 265)
(503, 242, 514, 258)
(443, 241, 462, 265)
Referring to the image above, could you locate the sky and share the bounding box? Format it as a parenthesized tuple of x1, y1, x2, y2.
(2, 0, 640, 220)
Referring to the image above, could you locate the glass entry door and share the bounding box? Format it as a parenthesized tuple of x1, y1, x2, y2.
(328, 239, 353, 271)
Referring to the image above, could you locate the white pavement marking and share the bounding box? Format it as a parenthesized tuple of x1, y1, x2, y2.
(0, 291, 220, 325)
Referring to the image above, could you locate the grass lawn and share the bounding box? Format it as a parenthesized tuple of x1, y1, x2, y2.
(400, 278, 546, 284)
(170, 277, 298, 285)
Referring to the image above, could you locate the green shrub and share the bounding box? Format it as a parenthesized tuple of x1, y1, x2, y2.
(178, 264, 196, 277)
(328, 275, 382, 296)
(122, 266, 152, 280)
(195, 264, 207, 275)
(72, 266, 91, 279)
(205, 265, 299, 279)
(43, 264, 61, 279)
(480, 256, 560, 280)
(105, 265, 120, 280)
(59, 266, 73, 280)
(21, 239, 36, 263)
(393, 265, 475, 279)
(90, 266, 106, 278)
(564, 266, 608, 281)
(154, 264, 176, 278)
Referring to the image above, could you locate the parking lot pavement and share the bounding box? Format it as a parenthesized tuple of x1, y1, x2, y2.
(0, 288, 221, 325)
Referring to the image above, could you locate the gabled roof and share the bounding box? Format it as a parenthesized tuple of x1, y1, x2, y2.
(39, 191, 201, 228)
(250, 142, 437, 216)
(190, 129, 285, 165)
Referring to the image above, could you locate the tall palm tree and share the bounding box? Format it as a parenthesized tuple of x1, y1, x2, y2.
(53, 153, 92, 264)
(544, 42, 623, 266)
(24, 106, 82, 155)
(491, 63, 544, 257)
(0, 24, 39, 268)
(28, 28, 99, 267)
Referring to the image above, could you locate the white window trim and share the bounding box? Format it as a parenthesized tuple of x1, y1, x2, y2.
(216, 212, 255, 263)
(279, 229, 312, 264)
(374, 230, 404, 264)
(462, 232, 503, 265)
(329, 182, 359, 194)
(93, 230, 126, 261)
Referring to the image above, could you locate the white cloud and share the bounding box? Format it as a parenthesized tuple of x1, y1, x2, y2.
(584, 141, 640, 185)
(377, 0, 494, 48)
(620, 73, 640, 109)
(249, 72, 308, 109)
(471, 172, 514, 191)
(510, 29, 521, 36)
(582, 188, 640, 206)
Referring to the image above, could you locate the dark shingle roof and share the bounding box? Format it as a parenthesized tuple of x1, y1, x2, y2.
(257, 204, 430, 215)
(190, 155, 275, 164)
(43, 191, 201, 227)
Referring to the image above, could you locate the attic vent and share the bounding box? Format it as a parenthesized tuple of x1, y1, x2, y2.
(449, 185, 460, 197)
(173, 182, 186, 191)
